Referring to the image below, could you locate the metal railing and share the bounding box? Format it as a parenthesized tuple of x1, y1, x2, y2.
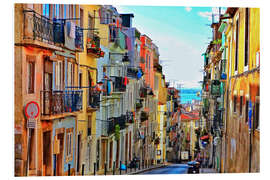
(41, 90, 83, 115)
(87, 88, 100, 109)
(127, 67, 138, 78)
(23, 10, 64, 45)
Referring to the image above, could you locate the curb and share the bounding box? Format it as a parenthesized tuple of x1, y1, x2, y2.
(128, 164, 167, 175)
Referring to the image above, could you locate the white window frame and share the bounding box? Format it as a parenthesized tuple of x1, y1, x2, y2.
(244, 8, 250, 72)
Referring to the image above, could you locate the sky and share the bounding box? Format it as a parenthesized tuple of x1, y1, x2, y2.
(115, 5, 226, 89)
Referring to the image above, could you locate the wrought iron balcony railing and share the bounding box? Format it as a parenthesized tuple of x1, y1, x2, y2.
(114, 115, 127, 130)
(41, 90, 83, 116)
(23, 10, 64, 45)
(110, 76, 126, 93)
(127, 67, 138, 78)
(87, 88, 100, 109)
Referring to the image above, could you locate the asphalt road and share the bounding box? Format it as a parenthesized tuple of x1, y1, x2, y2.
(141, 164, 189, 174)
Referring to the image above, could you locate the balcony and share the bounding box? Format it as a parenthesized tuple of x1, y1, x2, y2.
(127, 67, 138, 79)
(110, 76, 126, 93)
(211, 80, 221, 96)
(86, 34, 104, 58)
(140, 111, 149, 122)
(75, 26, 84, 51)
(114, 115, 127, 130)
(41, 90, 82, 116)
(126, 112, 134, 124)
(87, 88, 100, 111)
(136, 99, 143, 110)
(23, 10, 64, 45)
(139, 87, 147, 98)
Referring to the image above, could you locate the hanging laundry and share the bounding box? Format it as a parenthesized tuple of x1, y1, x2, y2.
(126, 36, 132, 51)
(68, 21, 76, 39)
(107, 80, 111, 95)
(137, 69, 142, 79)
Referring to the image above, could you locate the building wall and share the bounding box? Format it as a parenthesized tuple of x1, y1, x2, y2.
(224, 8, 260, 173)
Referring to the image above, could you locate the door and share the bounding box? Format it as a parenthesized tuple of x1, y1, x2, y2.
(116, 140, 119, 168)
(109, 141, 113, 169)
(96, 140, 100, 171)
(101, 140, 106, 169)
(77, 134, 81, 173)
(44, 58, 53, 114)
(125, 133, 128, 162)
(56, 133, 64, 176)
(43, 131, 52, 176)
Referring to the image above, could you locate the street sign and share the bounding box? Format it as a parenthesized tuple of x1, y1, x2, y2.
(248, 101, 252, 130)
(25, 101, 40, 119)
(27, 118, 36, 129)
(25, 101, 39, 129)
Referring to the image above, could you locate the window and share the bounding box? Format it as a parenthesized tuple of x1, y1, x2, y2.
(235, 18, 239, 73)
(245, 100, 249, 123)
(54, 4, 60, 19)
(42, 4, 50, 18)
(88, 14, 94, 38)
(73, 5, 76, 18)
(66, 128, 74, 161)
(145, 54, 148, 70)
(55, 61, 63, 90)
(233, 96, 237, 113)
(63, 5, 67, 19)
(240, 96, 243, 116)
(254, 97, 260, 130)
(244, 8, 250, 70)
(27, 56, 35, 94)
(79, 72, 82, 88)
(148, 55, 151, 69)
(80, 8, 84, 28)
(66, 62, 74, 87)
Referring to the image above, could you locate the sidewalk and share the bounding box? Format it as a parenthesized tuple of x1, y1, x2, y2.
(199, 168, 217, 174)
(93, 163, 167, 176)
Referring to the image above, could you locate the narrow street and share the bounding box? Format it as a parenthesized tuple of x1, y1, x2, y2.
(12, 3, 260, 177)
(140, 164, 189, 174)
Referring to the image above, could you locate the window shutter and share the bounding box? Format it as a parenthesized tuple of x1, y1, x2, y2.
(99, 7, 106, 24)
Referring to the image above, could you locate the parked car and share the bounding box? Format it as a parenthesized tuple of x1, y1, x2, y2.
(187, 161, 200, 174)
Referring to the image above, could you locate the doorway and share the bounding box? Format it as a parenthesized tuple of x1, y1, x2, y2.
(56, 133, 64, 176)
(43, 131, 52, 176)
(109, 141, 113, 169)
(77, 134, 81, 173)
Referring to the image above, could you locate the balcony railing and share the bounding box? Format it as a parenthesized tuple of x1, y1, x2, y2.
(87, 88, 100, 109)
(115, 115, 127, 130)
(86, 33, 104, 57)
(75, 26, 84, 50)
(23, 10, 64, 45)
(108, 118, 115, 135)
(41, 90, 82, 116)
(110, 76, 126, 93)
(127, 67, 139, 79)
(140, 87, 147, 98)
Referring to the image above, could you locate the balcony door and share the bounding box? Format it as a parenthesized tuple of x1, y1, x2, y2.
(44, 57, 53, 114)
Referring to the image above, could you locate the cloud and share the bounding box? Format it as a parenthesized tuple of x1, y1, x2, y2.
(185, 7, 192, 12)
(198, 7, 227, 22)
(198, 11, 213, 21)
